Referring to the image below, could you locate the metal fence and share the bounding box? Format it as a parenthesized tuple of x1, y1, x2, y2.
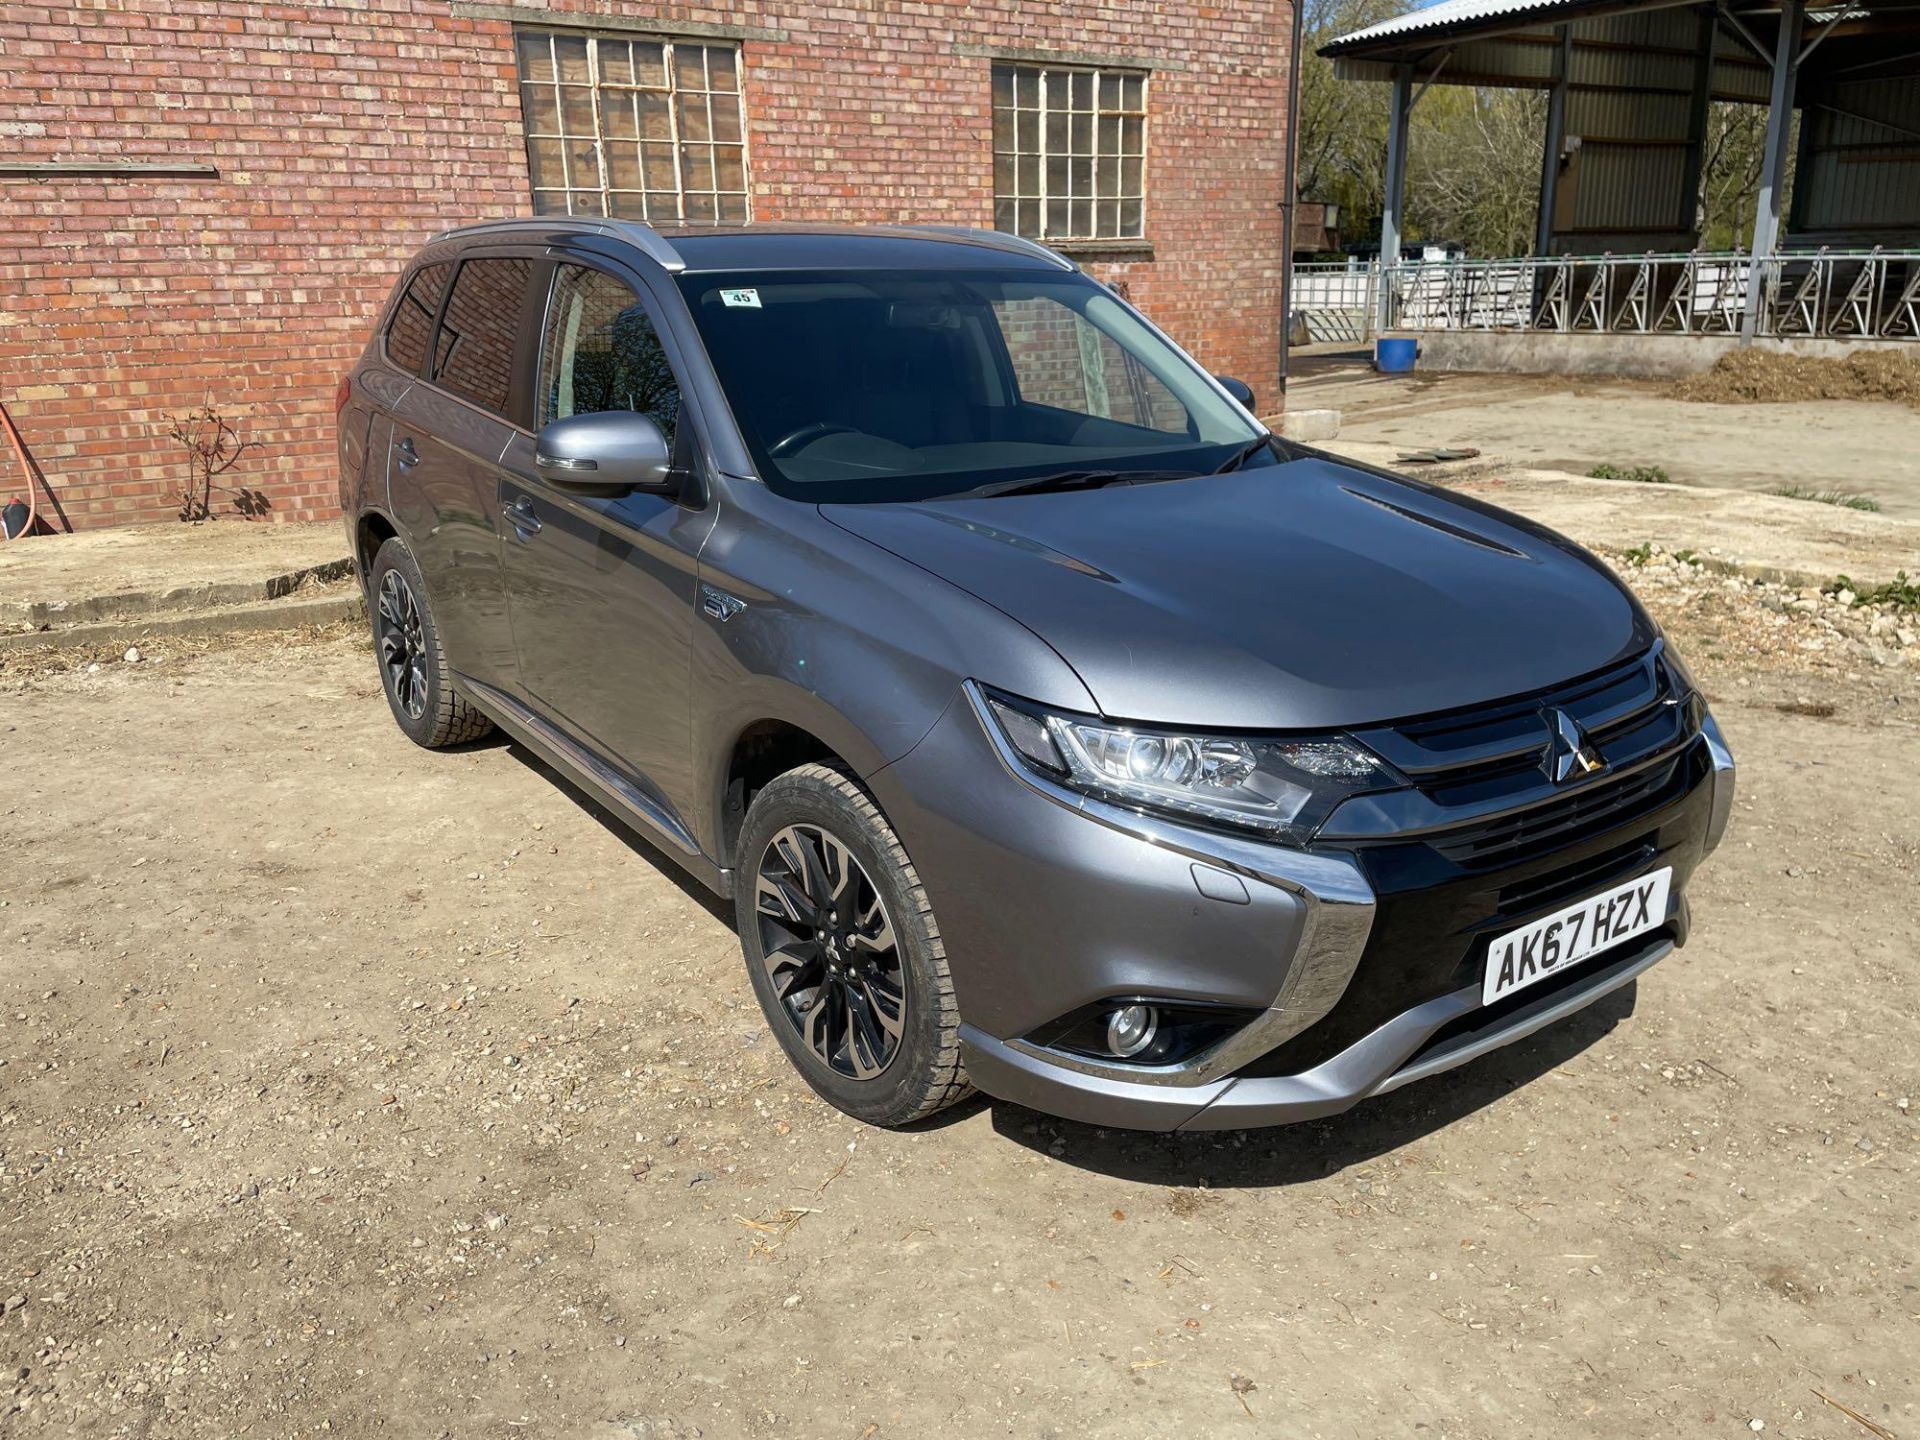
(1291, 249, 1920, 342)
(1289, 263, 1379, 342)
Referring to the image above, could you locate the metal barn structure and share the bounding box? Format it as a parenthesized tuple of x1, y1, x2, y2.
(1317, 0, 1920, 344)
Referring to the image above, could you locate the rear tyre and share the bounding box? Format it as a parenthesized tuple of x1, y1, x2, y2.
(737, 763, 971, 1127)
(367, 536, 493, 749)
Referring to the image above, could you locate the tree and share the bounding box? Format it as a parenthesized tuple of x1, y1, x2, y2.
(1407, 87, 1546, 256)
(1695, 100, 1792, 250)
(1298, 0, 1542, 255)
(1295, 0, 1407, 247)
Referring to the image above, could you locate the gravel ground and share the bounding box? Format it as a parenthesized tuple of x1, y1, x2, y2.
(2, 571, 1916, 1438)
(1296, 358, 1920, 520)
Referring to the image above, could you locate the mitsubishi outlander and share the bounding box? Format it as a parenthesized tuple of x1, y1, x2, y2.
(336, 220, 1735, 1131)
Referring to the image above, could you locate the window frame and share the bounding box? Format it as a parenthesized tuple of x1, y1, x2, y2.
(513, 25, 753, 225)
(533, 260, 686, 446)
(381, 261, 455, 379)
(531, 253, 713, 500)
(990, 61, 1149, 245)
(426, 254, 543, 423)
(385, 249, 550, 432)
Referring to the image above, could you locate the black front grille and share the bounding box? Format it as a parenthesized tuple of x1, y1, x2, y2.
(1345, 645, 1701, 868)
(1430, 750, 1691, 863)
(1497, 835, 1657, 914)
(1237, 738, 1715, 1082)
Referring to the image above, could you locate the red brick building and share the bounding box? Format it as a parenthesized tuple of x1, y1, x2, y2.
(0, 1, 1293, 529)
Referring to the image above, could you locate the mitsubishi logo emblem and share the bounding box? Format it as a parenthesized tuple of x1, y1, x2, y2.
(1546, 708, 1606, 783)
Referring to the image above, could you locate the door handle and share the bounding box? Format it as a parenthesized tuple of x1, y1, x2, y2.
(394, 436, 420, 469)
(502, 495, 542, 538)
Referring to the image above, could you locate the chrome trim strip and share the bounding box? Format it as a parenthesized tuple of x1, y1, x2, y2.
(1174, 928, 1676, 1130)
(962, 681, 1377, 1088)
(461, 677, 707, 863)
(1700, 709, 1737, 857)
(1370, 936, 1671, 1095)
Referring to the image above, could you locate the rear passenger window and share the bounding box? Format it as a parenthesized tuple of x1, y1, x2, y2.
(537, 265, 681, 446)
(385, 262, 451, 375)
(433, 257, 533, 416)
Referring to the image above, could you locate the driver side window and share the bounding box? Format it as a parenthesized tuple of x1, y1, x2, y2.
(538, 265, 681, 446)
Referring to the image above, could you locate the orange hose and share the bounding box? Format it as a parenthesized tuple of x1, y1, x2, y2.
(1, 397, 69, 538)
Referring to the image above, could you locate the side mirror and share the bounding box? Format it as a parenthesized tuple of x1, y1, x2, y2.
(534, 411, 675, 497)
(1215, 375, 1256, 411)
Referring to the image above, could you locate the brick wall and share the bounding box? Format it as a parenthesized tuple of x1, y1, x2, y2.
(0, 0, 1292, 529)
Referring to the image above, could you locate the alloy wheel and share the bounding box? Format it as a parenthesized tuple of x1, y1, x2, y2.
(753, 823, 907, 1080)
(376, 570, 429, 721)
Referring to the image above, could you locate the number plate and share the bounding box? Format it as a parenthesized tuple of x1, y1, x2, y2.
(1483, 867, 1672, 1005)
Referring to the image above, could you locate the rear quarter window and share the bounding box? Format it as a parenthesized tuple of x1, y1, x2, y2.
(384, 262, 452, 375)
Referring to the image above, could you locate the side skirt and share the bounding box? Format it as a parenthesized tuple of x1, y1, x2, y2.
(459, 676, 733, 900)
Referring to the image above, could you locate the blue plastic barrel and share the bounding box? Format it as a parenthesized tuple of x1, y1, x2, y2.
(1374, 336, 1418, 373)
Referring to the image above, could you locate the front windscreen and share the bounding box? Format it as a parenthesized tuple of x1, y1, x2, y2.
(677, 268, 1265, 503)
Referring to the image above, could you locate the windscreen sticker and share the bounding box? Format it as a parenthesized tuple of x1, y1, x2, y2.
(720, 287, 762, 309)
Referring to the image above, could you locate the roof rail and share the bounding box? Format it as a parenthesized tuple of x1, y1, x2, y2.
(424, 216, 686, 272)
(600, 219, 687, 272)
(904, 226, 1077, 271)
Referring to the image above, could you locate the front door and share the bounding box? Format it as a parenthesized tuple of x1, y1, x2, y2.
(498, 261, 715, 829)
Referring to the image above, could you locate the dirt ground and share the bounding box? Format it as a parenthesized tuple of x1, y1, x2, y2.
(1293, 354, 1920, 520)
(2, 571, 1916, 1437)
(1670, 350, 1920, 409)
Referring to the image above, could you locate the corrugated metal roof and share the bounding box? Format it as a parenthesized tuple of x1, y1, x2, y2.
(1323, 0, 1585, 52)
(1326, 0, 1889, 58)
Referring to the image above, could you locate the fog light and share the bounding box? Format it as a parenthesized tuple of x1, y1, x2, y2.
(1105, 1004, 1159, 1059)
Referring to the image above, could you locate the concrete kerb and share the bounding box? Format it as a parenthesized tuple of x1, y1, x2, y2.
(0, 591, 365, 655)
(0, 557, 355, 628)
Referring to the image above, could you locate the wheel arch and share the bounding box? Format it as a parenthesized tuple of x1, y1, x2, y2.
(713, 703, 875, 871)
(355, 507, 402, 585)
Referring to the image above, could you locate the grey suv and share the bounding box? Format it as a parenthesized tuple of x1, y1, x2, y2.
(337, 220, 1735, 1131)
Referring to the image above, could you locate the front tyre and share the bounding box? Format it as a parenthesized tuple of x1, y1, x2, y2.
(367, 536, 493, 749)
(737, 763, 971, 1127)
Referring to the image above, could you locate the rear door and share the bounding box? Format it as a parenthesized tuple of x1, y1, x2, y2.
(385, 252, 543, 692)
(497, 257, 716, 828)
(347, 261, 447, 522)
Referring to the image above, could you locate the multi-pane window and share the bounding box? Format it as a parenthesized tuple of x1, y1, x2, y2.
(515, 29, 750, 224)
(991, 62, 1146, 243)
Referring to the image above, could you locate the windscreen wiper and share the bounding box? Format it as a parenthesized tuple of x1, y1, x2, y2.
(960, 467, 1191, 499)
(1212, 435, 1275, 473)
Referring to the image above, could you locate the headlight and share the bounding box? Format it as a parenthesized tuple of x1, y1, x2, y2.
(980, 689, 1397, 843)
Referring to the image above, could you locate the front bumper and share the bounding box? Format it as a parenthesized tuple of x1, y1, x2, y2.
(872, 685, 1737, 1133)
